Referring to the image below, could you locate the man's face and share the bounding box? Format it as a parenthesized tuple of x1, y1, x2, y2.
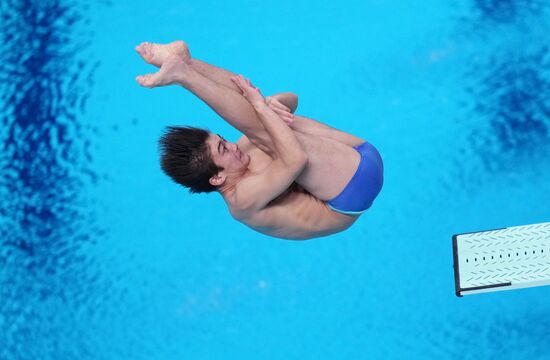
(206, 133, 250, 174)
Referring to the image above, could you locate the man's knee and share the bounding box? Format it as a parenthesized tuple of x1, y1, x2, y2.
(272, 92, 298, 113)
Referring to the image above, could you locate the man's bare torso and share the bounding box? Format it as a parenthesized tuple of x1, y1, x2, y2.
(221, 135, 358, 240)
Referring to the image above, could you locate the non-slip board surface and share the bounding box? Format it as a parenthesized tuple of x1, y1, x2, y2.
(453, 222, 550, 296)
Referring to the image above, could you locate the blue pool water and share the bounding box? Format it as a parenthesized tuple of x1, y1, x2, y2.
(1, 1, 550, 359)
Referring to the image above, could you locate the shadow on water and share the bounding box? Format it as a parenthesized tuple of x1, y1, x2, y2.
(0, 1, 104, 358)
(464, 46, 550, 173)
(427, 309, 550, 359)
(453, 0, 550, 177)
(472, 0, 546, 24)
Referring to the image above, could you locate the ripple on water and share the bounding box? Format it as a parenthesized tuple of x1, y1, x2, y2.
(0, 1, 104, 359)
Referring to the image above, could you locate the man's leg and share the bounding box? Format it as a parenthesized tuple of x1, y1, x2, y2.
(136, 42, 277, 155)
(189, 61, 365, 148)
(289, 115, 366, 148)
(190, 58, 243, 94)
(191, 60, 366, 148)
(293, 131, 361, 200)
(135, 42, 360, 201)
(136, 41, 364, 148)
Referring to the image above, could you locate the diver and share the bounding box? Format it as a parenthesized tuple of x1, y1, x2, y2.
(135, 41, 384, 240)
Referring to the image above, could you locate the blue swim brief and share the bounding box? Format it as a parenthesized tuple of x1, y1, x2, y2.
(326, 141, 384, 215)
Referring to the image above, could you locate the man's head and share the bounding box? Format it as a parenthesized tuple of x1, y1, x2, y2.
(159, 126, 249, 193)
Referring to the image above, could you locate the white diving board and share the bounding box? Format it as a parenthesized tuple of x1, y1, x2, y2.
(453, 222, 550, 296)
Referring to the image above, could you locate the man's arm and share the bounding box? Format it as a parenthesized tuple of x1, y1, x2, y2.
(175, 67, 280, 157)
(233, 156, 306, 212)
(230, 75, 307, 211)
(232, 76, 306, 163)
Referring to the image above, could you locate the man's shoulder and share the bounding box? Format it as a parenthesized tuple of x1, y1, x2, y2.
(224, 184, 279, 223)
(222, 186, 256, 219)
(227, 181, 299, 218)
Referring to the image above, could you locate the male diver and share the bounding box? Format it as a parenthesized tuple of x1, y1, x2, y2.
(135, 41, 383, 240)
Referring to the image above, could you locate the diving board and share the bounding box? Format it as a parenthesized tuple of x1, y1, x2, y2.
(453, 222, 550, 296)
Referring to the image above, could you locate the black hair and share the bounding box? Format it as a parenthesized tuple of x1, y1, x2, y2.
(158, 126, 223, 193)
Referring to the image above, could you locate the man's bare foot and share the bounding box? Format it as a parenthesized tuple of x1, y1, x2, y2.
(136, 55, 191, 88)
(135, 40, 191, 67)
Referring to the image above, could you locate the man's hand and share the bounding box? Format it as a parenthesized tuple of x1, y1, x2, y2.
(230, 75, 266, 109)
(266, 96, 294, 124)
